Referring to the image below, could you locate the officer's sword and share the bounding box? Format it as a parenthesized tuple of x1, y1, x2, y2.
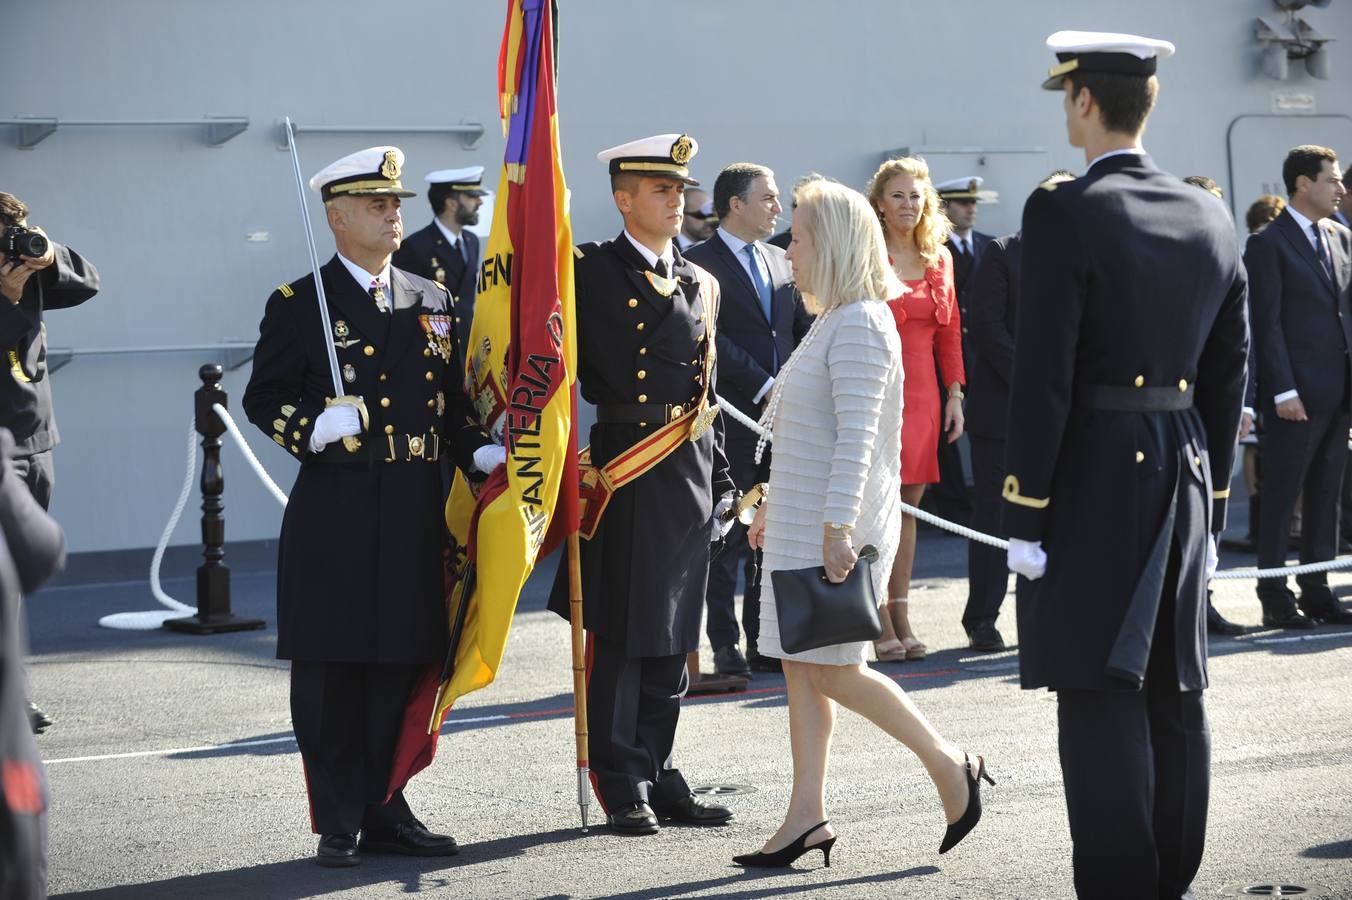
(282, 116, 366, 452)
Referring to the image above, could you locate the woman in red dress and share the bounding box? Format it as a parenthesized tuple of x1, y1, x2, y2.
(867, 157, 965, 661)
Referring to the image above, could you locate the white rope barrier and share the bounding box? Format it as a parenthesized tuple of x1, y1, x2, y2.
(718, 400, 1352, 581)
(98, 407, 288, 631)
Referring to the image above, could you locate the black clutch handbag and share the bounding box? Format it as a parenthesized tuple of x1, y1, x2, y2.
(770, 545, 881, 654)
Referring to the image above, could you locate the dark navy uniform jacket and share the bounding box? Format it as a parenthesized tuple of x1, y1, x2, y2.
(0, 244, 98, 456)
(548, 234, 733, 657)
(963, 232, 1021, 440)
(243, 256, 489, 664)
(1004, 153, 1248, 692)
(393, 222, 480, 352)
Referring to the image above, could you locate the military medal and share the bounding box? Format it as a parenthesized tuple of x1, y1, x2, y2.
(332, 319, 359, 349)
(645, 270, 677, 297)
(418, 314, 454, 362)
(342, 363, 356, 383)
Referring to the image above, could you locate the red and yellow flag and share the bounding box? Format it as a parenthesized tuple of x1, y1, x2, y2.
(388, 0, 575, 794)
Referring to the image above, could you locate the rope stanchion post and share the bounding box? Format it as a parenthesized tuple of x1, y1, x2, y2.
(164, 364, 266, 635)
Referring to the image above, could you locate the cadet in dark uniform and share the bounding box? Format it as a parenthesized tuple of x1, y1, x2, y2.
(0, 427, 65, 899)
(547, 134, 736, 835)
(243, 146, 498, 867)
(392, 166, 487, 353)
(1004, 33, 1248, 898)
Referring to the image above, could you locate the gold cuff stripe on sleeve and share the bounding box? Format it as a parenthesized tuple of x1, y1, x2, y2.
(1003, 475, 1050, 509)
(1212, 488, 1231, 499)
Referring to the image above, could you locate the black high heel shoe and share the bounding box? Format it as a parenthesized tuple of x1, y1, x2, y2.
(733, 821, 835, 869)
(938, 753, 995, 855)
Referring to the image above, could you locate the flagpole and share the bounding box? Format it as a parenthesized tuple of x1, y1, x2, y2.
(566, 531, 591, 832)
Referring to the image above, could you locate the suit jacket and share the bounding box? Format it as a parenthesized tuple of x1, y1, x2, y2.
(1244, 209, 1352, 414)
(947, 231, 994, 309)
(963, 232, 1020, 439)
(1005, 153, 1248, 692)
(392, 222, 480, 349)
(547, 234, 733, 657)
(243, 256, 489, 664)
(0, 244, 98, 456)
(684, 234, 810, 443)
(0, 427, 65, 900)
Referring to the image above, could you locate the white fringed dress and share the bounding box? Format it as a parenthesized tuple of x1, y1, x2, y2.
(757, 298, 904, 665)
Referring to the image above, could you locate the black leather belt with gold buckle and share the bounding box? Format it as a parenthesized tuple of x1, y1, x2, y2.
(596, 402, 689, 425)
(383, 432, 440, 463)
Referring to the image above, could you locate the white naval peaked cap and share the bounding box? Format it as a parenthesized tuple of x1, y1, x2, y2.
(425, 165, 489, 196)
(308, 146, 416, 201)
(935, 175, 999, 204)
(1042, 31, 1176, 90)
(597, 133, 700, 186)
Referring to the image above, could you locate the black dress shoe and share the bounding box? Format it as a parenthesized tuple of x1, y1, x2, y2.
(713, 644, 751, 677)
(1261, 604, 1316, 630)
(747, 649, 782, 673)
(26, 702, 52, 735)
(967, 622, 1006, 652)
(1299, 593, 1352, 625)
(608, 802, 659, 835)
(316, 833, 360, 867)
(359, 820, 458, 856)
(654, 793, 733, 826)
(1206, 603, 1246, 636)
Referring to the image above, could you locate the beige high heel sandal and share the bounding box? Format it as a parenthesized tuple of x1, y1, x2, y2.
(888, 598, 928, 660)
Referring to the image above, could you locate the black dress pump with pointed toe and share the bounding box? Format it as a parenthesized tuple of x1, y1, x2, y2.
(938, 753, 995, 855)
(733, 821, 835, 869)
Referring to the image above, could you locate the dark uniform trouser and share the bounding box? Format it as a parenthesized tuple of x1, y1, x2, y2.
(290, 661, 420, 835)
(1056, 546, 1210, 899)
(705, 444, 767, 651)
(10, 452, 53, 512)
(962, 435, 1008, 631)
(1256, 406, 1351, 602)
(586, 633, 690, 814)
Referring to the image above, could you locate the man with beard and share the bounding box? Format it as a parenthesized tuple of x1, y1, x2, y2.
(393, 165, 489, 351)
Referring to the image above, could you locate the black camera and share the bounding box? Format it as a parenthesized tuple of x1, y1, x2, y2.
(3, 226, 49, 264)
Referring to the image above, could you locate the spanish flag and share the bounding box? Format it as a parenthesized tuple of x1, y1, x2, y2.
(388, 0, 576, 795)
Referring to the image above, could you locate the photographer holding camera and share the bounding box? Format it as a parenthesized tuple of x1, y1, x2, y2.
(0, 191, 99, 734)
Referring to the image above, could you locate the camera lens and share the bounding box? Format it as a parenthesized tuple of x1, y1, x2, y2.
(19, 232, 48, 258)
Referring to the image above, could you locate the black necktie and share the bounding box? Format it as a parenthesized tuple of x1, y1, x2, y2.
(1312, 223, 1333, 282)
(457, 238, 469, 265)
(655, 258, 669, 279)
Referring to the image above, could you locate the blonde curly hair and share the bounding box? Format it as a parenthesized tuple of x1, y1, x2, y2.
(866, 156, 951, 269)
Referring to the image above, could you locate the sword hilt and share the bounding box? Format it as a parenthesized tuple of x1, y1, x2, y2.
(326, 395, 369, 454)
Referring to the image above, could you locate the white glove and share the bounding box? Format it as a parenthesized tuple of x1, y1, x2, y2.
(473, 444, 507, 474)
(1007, 538, 1047, 581)
(1206, 535, 1219, 583)
(309, 405, 362, 452)
(711, 495, 735, 542)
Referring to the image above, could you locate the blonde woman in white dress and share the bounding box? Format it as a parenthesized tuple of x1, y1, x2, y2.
(733, 179, 993, 869)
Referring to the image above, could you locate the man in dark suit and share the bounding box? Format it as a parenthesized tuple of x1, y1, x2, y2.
(547, 134, 736, 836)
(962, 172, 1074, 652)
(0, 427, 65, 899)
(1005, 32, 1248, 897)
(244, 147, 497, 867)
(1245, 144, 1352, 628)
(392, 166, 487, 353)
(686, 163, 811, 675)
(0, 192, 98, 734)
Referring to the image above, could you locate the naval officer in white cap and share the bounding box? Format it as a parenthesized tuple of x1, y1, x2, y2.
(393, 165, 490, 351)
(243, 146, 501, 867)
(546, 133, 737, 835)
(1002, 33, 1248, 897)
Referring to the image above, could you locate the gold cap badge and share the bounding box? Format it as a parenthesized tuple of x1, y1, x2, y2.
(670, 135, 693, 165)
(380, 150, 400, 179)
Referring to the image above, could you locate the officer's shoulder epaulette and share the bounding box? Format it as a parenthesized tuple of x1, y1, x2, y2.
(1037, 179, 1061, 192)
(277, 282, 295, 298)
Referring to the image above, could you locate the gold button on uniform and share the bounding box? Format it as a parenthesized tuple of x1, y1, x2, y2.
(638, 394, 648, 403)
(424, 348, 432, 357)
(636, 322, 645, 331)
(364, 345, 375, 357)
(427, 398, 435, 408)
(1136, 451, 1145, 463)
(628, 298, 638, 308)
(379, 373, 387, 381)
(639, 347, 647, 355)
(380, 397, 390, 408)
(425, 371, 435, 381)
(384, 425, 394, 435)
(637, 370, 647, 380)
(1134, 375, 1145, 387)
(1178, 379, 1188, 391)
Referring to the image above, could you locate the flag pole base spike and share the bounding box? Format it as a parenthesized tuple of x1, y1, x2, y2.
(577, 765, 592, 833)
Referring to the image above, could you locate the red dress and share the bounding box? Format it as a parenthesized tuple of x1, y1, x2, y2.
(886, 247, 965, 485)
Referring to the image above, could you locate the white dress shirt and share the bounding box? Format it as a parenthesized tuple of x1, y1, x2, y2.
(622, 230, 673, 273)
(337, 253, 390, 298)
